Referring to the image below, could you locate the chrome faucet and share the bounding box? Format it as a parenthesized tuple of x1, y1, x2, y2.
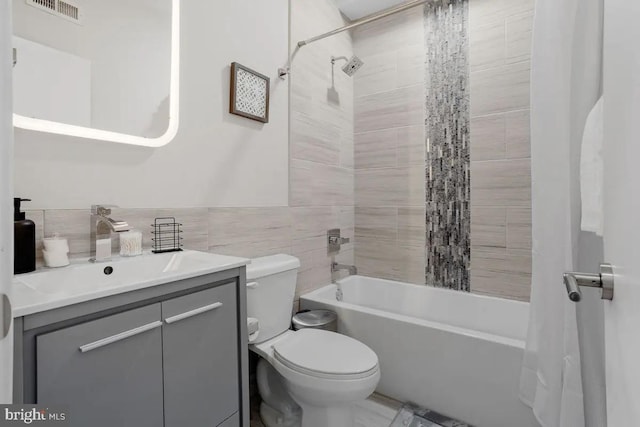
(90, 205, 130, 262)
(331, 262, 357, 276)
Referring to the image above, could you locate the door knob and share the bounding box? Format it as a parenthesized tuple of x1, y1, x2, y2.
(563, 263, 614, 302)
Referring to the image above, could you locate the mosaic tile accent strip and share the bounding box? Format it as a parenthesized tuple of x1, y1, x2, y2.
(424, 0, 470, 291)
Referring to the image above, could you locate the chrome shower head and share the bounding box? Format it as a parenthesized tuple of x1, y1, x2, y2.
(331, 55, 365, 77)
(341, 55, 364, 76)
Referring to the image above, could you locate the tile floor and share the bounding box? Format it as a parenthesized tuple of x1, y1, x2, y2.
(354, 394, 401, 427)
(250, 393, 400, 427)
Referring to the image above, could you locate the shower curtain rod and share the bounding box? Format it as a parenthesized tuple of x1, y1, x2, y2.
(297, 0, 428, 48)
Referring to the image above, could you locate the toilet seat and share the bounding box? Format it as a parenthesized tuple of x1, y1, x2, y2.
(272, 329, 379, 380)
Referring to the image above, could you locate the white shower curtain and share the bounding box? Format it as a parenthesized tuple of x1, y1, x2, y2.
(519, 0, 603, 426)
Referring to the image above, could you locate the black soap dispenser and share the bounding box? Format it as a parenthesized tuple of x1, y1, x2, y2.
(14, 198, 36, 274)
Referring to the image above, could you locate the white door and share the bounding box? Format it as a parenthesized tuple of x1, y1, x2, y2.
(0, 0, 14, 403)
(602, 0, 640, 425)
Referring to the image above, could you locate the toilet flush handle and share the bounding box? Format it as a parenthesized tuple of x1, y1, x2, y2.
(247, 281, 259, 289)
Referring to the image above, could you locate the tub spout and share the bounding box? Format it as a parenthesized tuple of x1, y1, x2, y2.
(331, 262, 357, 275)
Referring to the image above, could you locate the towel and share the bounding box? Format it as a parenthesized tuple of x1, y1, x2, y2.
(580, 97, 604, 236)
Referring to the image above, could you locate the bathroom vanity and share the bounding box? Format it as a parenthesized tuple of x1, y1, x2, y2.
(11, 251, 250, 427)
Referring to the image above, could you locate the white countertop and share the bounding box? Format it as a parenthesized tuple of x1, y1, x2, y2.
(10, 250, 250, 317)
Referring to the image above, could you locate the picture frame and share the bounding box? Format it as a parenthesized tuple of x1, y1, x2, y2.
(229, 62, 270, 123)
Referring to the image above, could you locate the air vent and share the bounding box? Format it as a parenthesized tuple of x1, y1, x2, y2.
(25, 0, 83, 25)
(57, 1, 79, 21)
(30, 0, 55, 11)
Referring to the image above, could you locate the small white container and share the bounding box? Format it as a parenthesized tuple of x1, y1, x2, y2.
(42, 233, 70, 268)
(119, 230, 143, 257)
(42, 249, 70, 268)
(43, 233, 69, 253)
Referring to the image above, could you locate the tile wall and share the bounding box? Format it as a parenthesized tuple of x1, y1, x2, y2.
(352, 7, 427, 285)
(352, 0, 534, 300)
(424, 0, 470, 291)
(289, 0, 356, 298)
(468, 0, 533, 300)
(24, 205, 352, 306)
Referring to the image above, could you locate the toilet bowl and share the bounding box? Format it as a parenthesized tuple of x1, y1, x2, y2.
(246, 254, 380, 427)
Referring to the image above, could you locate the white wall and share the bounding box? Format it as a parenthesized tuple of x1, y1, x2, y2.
(14, 0, 290, 209)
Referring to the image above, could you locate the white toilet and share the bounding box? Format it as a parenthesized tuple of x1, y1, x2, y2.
(246, 254, 380, 427)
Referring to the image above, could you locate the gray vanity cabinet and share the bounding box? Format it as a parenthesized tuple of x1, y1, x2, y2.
(36, 303, 165, 427)
(14, 268, 249, 427)
(162, 284, 239, 427)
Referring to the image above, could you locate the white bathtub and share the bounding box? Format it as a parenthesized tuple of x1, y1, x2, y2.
(300, 275, 539, 427)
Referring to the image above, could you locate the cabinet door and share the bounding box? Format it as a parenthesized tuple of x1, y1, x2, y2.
(162, 283, 239, 427)
(36, 304, 164, 427)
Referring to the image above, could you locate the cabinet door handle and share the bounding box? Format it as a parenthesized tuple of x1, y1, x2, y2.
(79, 321, 163, 353)
(164, 302, 223, 325)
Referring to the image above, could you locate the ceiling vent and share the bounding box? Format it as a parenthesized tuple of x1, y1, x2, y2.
(26, 0, 83, 25)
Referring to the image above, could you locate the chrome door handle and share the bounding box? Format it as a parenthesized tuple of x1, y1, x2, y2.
(563, 263, 614, 302)
(164, 302, 223, 324)
(79, 320, 163, 353)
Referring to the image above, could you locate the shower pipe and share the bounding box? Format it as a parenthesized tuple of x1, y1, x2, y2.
(278, 0, 428, 79)
(297, 0, 428, 48)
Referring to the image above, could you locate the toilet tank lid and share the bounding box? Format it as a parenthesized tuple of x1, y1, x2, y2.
(246, 254, 300, 280)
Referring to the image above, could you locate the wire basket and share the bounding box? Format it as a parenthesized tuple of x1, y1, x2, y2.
(151, 217, 183, 253)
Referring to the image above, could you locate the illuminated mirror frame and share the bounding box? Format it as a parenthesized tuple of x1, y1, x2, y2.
(13, 0, 180, 148)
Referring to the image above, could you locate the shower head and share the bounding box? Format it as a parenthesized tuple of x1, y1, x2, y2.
(331, 55, 365, 77)
(341, 55, 364, 76)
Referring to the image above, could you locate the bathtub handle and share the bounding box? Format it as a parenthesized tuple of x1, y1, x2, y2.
(563, 263, 614, 302)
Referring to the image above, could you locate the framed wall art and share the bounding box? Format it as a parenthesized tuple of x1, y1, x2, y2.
(229, 62, 270, 123)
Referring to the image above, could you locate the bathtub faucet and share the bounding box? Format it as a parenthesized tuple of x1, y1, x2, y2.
(331, 262, 357, 276)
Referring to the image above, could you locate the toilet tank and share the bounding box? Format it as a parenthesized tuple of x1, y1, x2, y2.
(246, 254, 300, 344)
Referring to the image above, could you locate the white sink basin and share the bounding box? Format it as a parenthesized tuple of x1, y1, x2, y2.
(15, 250, 245, 297)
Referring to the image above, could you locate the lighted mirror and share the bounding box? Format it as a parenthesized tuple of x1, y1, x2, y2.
(12, 0, 180, 147)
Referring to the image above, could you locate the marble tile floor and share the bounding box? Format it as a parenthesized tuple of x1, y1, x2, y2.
(250, 393, 400, 427)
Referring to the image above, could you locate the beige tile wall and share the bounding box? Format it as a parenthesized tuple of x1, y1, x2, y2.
(26, 205, 353, 305)
(289, 0, 355, 299)
(469, 0, 534, 301)
(352, 0, 534, 301)
(352, 7, 427, 284)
